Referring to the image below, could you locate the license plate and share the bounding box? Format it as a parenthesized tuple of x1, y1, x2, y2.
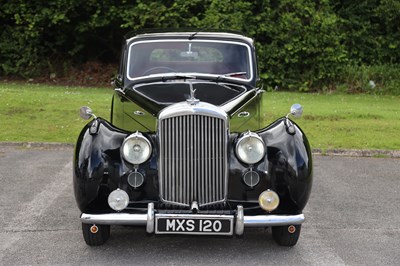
(155, 214, 233, 235)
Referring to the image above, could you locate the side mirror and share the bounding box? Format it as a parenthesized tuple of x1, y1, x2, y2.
(285, 104, 303, 134)
(79, 106, 96, 120)
(290, 103, 303, 118)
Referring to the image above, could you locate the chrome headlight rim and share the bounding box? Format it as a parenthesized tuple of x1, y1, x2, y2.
(235, 131, 266, 165)
(121, 132, 152, 165)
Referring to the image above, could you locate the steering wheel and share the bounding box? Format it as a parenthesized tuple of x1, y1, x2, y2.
(142, 66, 177, 75)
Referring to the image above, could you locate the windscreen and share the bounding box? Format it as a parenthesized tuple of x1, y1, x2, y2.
(127, 40, 252, 80)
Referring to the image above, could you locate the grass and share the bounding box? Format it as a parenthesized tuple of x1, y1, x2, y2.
(264, 92, 400, 150)
(1, 82, 399, 150)
(0, 83, 112, 143)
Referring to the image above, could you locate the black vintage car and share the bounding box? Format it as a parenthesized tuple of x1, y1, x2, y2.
(73, 31, 313, 246)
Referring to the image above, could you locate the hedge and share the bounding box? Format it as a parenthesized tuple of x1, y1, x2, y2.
(1, 0, 399, 92)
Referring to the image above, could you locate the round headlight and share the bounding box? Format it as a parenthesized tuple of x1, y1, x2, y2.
(108, 189, 129, 211)
(236, 132, 265, 164)
(121, 132, 152, 165)
(259, 190, 280, 212)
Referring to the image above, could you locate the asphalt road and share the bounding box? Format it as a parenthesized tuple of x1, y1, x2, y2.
(0, 145, 399, 266)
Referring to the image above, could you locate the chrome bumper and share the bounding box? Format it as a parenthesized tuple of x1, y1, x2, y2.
(80, 203, 305, 236)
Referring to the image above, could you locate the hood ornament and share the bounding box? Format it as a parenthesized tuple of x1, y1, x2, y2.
(187, 81, 199, 105)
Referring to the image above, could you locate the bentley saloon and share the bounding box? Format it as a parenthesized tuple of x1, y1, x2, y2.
(73, 31, 313, 246)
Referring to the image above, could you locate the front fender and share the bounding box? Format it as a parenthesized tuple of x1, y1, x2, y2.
(73, 118, 128, 212)
(259, 118, 313, 212)
(227, 118, 313, 214)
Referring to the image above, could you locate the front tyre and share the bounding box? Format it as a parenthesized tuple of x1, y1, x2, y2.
(82, 223, 110, 246)
(272, 224, 301, 246)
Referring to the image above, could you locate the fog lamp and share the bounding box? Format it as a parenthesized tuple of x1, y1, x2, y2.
(108, 189, 129, 211)
(258, 190, 279, 212)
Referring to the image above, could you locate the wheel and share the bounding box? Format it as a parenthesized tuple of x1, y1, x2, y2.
(82, 223, 110, 246)
(272, 224, 301, 246)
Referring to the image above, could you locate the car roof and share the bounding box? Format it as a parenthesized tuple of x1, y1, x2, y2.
(124, 30, 254, 46)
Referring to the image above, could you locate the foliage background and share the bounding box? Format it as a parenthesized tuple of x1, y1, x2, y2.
(1, 0, 399, 93)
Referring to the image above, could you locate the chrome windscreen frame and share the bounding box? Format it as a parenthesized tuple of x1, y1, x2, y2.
(126, 39, 254, 82)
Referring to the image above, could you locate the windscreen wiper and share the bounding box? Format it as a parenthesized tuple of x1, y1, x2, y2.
(161, 74, 196, 82)
(222, 72, 247, 77)
(188, 32, 199, 40)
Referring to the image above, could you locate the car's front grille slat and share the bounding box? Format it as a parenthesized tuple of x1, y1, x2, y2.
(159, 113, 227, 207)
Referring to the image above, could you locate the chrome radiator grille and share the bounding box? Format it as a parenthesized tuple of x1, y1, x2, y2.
(159, 114, 227, 207)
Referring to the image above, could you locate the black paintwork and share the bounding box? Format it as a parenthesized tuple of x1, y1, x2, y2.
(73, 31, 312, 219)
(134, 82, 246, 106)
(120, 81, 255, 117)
(74, 117, 312, 216)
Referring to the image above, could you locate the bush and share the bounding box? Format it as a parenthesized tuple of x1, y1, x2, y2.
(1, 0, 399, 93)
(337, 64, 400, 95)
(251, 0, 347, 91)
(333, 0, 400, 65)
(0, 0, 125, 77)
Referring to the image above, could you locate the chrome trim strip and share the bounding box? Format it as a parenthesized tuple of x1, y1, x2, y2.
(80, 213, 147, 225)
(154, 213, 234, 219)
(243, 214, 305, 227)
(221, 89, 255, 114)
